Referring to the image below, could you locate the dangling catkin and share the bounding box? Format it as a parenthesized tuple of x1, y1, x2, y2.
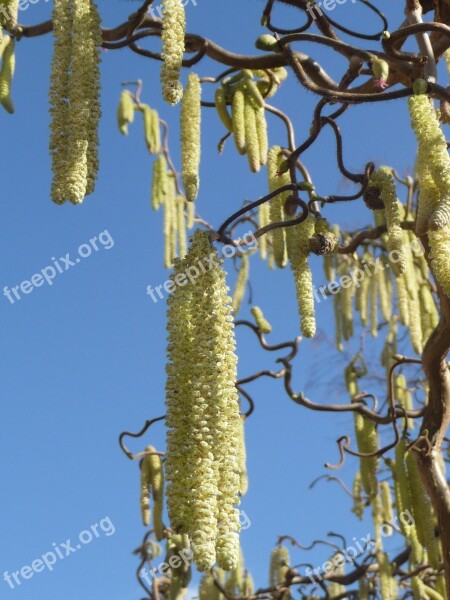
(409, 90, 450, 231)
(267, 146, 289, 268)
(269, 546, 291, 599)
(50, 0, 101, 205)
(117, 90, 135, 135)
(232, 253, 249, 316)
(163, 175, 177, 269)
(244, 94, 260, 173)
(369, 168, 406, 276)
(287, 216, 316, 337)
(0, 35, 14, 114)
(251, 306, 272, 334)
(215, 85, 233, 131)
(139, 104, 161, 154)
(160, 0, 185, 105)
(140, 446, 165, 540)
(165, 232, 241, 571)
(176, 196, 187, 259)
(428, 227, 450, 298)
(257, 201, 271, 260)
(232, 84, 246, 155)
(181, 73, 201, 201)
(151, 154, 168, 211)
(352, 471, 364, 520)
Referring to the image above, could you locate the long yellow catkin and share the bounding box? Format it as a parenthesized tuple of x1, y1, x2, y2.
(269, 546, 291, 599)
(232, 253, 249, 316)
(139, 104, 161, 154)
(428, 227, 450, 298)
(49, 0, 72, 205)
(215, 85, 233, 131)
(243, 94, 260, 173)
(165, 232, 241, 572)
(369, 168, 406, 276)
(50, 0, 101, 205)
(287, 216, 316, 338)
(409, 90, 450, 231)
(257, 200, 271, 260)
(151, 154, 168, 211)
(267, 146, 289, 268)
(0, 35, 14, 114)
(163, 174, 177, 269)
(181, 73, 201, 201)
(160, 0, 185, 105)
(231, 84, 246, 155)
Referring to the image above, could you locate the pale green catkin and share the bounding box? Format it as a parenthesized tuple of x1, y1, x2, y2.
(369, 271, 378, 338)
(338, 260, 354, 341)
(140, 446, 165, 540)
(428, 227, 450, 298)
(348, 363, 379, 498)
(163, 175, 177, 269)
(215, 85, 233, 131)
(369, 168, 406, 276)
(160, 0, 185, 105)
(352, 471, 364, 520)
(224, 549, 245, 595)
(151, 154, 168, 211)
(380, 481, 394, 532)
(396, 275, 410, 327)
(269, 545, 291, 599)
(238, 416, 248, 496)
(357, 252, 371, 327)
(199, 574, 223, 600)
(244, 94, 260, 173)
(176, 196, 187, 259)
(139, 104, 161, 154)
(232, 84, 246, 155)
(328, 562, 345, 598)
(288, 221, 316, 337)
(405, 450, 441, 568)
(376, 258, 392, 322)
(232, 253, 249, 316)
(117, 90, 135, 135)
(251, 306, 272, 334)
(0, 35, 14, 114)
(165, 232, 241, 572)
(395, 374, 414, 430)
(255, 106, 268, 166)
(267, 146, 289, 268)
(257, 200, 271, 260)
(181, 73, 201, 201)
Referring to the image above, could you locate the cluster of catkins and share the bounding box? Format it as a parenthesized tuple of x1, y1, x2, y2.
(118, 73, 201, 267)
(408, 82, 450, 299)
(347, 359, 446, 599)
(165, 230, 243, 572)
(50, 0, 101, 205)
(322, 167, 438, 356)
(215, 68, 287, 172)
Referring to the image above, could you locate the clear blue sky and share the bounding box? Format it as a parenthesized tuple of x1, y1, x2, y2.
(0, 1, 429, 598)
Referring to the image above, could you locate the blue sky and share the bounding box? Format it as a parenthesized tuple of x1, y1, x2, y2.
(0, 1, 430, 598)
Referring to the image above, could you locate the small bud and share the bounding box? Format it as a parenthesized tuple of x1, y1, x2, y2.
(255, 34, 279, 52)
